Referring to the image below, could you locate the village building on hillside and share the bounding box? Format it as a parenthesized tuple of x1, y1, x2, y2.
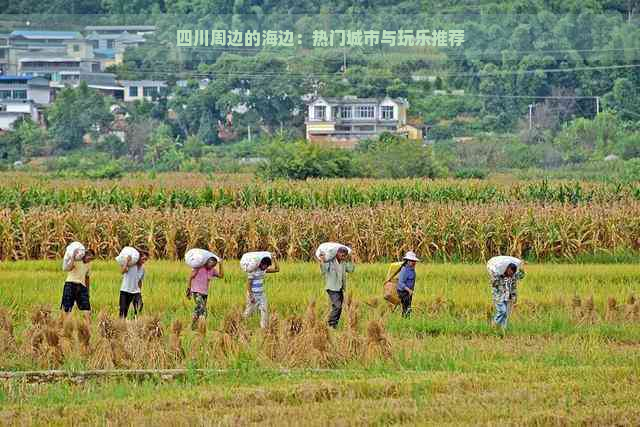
(305, 96, 426, 148)
(0, 75, 51, 105)
(0, 33, 9, 74)
(0, 100, 40, 131)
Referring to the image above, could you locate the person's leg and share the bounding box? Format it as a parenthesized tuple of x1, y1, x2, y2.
(192, 293, 206, 329)
(132, 293, 143, 317)
(494, 300, 508, 328)
(503, 300, 512, 329)
(119, 291, 131, 319)
(243, 293, 257, 319)
(60, 282, 74, 317)
(257, 293, 269, 329)
(327, 290, 343, 328)
(403, 291, 413, 318)
(77, 284, 92, 323)
(397, 290, 411, 317)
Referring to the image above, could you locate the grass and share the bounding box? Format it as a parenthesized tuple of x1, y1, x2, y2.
(2, 261, 640, 425)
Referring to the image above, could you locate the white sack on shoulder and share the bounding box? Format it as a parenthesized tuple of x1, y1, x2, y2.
(116, 247, 140, 267)
(62, 241, 85, 271)
(315, 242, 352, 262)
(240, 251, 272, 273)
(487, 256, 523, 277)
(185, 248, 220, 269)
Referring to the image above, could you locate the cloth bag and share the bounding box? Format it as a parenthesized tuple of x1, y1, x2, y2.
(116, 247, 140, 267)
(185, 248, 220, 269)
(62, 241, 85, 271)
(315, 242, 352, 262)
(383, 261, 404, 306)
(486, 256, 523, 277)
(240, 251, 272, 273)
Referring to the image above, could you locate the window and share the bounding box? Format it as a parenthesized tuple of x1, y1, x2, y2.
(91, 40, 99, 49)
(143, 86, 158, 97)
(129, 86, 138, 97)
(355, 105, 374, 119)
(107, 39, 115, 49)
(73, 44, 80, 52)
(13, 90, 27, 100)
(0, 49, 5, 59)
(356, 125, 374, 131)
(0, 90, 11, 99)
(313, 105, 326, 120)
(381, 105, 394, 120)
(340, 106, 352, 119)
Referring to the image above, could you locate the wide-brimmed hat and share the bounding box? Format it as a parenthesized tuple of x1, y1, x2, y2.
(403, 251, 420, 262)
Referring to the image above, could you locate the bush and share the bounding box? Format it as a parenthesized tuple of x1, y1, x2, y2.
(621, 158, 640, 182)
(616, 133, 640, 160)
(44, 151, 129, 179)
(258, 139, 360, 180)
(454, 168, 488, 179)
(357, 133, 446, 179)
(95, 134, 127, 158)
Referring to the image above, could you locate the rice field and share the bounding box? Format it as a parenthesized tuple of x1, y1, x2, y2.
(1, 261, 640, 424)
(2, 173, 640, 425)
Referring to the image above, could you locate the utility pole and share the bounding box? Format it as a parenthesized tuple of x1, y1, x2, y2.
(343, 50, 347, 74)
(596, 96, 600, 115)
(528, 104, 533, 130)
(247, 125, 251, 142)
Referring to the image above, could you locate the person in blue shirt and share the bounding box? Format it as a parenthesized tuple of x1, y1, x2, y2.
(396, 251, 420, 318)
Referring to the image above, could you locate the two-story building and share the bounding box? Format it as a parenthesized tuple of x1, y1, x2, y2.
(119, 80, 168, 102)
(0, 75, 52, 105)
(305, 96, 421, 147)
(50, 72, 125, 100)
(85, 27, 150, 69)
(8, 30, 100, 77)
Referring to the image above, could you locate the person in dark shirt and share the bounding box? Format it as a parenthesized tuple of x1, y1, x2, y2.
(396, 251, 420, 318)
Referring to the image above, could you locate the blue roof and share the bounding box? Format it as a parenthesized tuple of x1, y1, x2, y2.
(10, 30, 82, 39)
(0, 75, 32, 81)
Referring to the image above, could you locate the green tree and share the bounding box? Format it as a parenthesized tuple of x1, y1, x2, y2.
(144, 124, 184, 171)
(47, 82, 113, 152)
(11, 117, 49, 158)
(603, 78, 640, 121)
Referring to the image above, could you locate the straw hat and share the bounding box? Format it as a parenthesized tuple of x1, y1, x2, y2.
(403, 251, 420, 262)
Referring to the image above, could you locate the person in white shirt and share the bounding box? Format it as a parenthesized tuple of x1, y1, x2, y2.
(119, 251, 148, 319)
(242, 256, 279, 328)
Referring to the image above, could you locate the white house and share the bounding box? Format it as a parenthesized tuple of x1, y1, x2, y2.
(0, 100, 39, 130)
(119, 80, 168, 102)
(305, 96, 421, 147)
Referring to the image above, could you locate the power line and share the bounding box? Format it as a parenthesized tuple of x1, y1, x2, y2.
(100, 61, 640, 80)
(127, 42, 640, 63)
